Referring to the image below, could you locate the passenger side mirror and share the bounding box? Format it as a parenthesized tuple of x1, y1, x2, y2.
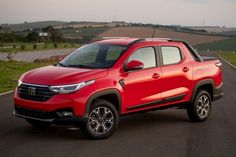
(125, 60, 144, 71)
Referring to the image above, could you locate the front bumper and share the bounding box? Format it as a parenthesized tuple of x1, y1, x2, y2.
(14, 105, 87, 125)
(13, 88, 89, 117)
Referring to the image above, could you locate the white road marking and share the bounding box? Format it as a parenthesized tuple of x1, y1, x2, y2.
(218, 54, 236, 70)
(0, 90, 13, 96)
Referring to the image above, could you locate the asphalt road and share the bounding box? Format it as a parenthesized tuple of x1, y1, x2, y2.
(0, 54, 235, 157)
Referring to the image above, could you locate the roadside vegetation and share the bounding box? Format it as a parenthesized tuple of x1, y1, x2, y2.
(195, 37, 236, 51)
(0, 26, 80, 53)
(218, 51, 236, 67)
(0, 42, 79, 53)
(0, 61, 56, 93)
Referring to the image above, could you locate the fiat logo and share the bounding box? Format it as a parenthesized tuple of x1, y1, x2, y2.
(28, 87, 36, 96)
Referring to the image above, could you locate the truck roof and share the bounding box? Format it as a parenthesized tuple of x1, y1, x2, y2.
(93, 37, 176, 46)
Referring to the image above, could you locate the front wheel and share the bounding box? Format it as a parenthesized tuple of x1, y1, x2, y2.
(187, 90, 212, 122)
(80, 99, 119, 139)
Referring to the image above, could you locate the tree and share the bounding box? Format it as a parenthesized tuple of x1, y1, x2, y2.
(42, 26, 64, 42)
(51, 30, 63, 42)
(0, 32, 15, 42)
(26, 31, 39, 42)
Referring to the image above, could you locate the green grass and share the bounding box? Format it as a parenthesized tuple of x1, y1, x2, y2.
(195, 37, 236, 51)
(218, 52, 236, 67)
(0, 43, 80, 53)
(0, 61, 54, 93)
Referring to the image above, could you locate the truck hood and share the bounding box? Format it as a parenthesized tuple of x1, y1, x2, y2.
(21, 65, 108, 85)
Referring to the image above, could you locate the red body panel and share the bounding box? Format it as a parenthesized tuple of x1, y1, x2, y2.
(14, 39, 223, 117)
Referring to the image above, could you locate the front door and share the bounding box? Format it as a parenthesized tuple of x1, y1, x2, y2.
(121, 46, 162, 111)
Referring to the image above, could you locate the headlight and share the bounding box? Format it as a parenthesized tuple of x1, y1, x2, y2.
(49, 80, 95, 94)
(18, 79, 22, 87)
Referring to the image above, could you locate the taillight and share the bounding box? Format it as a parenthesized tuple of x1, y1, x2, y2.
(215, 62, 222, 68)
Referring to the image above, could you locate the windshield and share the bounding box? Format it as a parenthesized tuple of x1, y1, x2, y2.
(58, 44, 127, 69)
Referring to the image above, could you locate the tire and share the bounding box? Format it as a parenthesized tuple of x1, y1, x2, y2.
(26, 119, 51, 128)
(187, 90, 212, 122)
(80, 99, 119, 139)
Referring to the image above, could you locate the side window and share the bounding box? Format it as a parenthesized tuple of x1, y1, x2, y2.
(161, 46, 182, 65)
(128, 47, 156, 69)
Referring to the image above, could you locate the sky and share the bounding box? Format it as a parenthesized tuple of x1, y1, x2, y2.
(0, 0, 235, 27)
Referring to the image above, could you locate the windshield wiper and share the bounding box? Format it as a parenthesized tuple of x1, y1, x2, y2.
(67, 64, 95, 69)
(57, 62, 66, 67)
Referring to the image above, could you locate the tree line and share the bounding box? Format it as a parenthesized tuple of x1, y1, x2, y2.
(0, 26, 63, 43)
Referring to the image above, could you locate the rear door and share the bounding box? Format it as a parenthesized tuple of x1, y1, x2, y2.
(159, 44, 193, 103)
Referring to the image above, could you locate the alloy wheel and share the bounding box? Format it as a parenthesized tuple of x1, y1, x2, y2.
(196, 95, 210, 119)
(88, 107, 114, 135)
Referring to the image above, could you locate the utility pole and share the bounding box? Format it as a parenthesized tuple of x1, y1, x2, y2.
(0, 34, 3, 49)
(152, 27, 156, 38)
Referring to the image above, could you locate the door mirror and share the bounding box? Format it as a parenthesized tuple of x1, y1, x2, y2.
(125, 60, 144, 71)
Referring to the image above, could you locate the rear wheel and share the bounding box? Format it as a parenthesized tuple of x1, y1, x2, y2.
(26, 119, 51, 128)
(187, 90, 211, 122)
(80, 99, 119, 139)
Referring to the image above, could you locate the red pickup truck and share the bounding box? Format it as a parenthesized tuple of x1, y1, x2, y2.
(14, 38, 223, 139)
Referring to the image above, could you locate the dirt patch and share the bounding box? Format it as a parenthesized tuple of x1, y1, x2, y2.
(33, 55, 63, 63)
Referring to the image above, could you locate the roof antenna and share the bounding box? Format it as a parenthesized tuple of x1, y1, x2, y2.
(151, 27, 156, 38)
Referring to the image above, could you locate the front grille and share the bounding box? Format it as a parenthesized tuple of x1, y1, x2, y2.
(14, 106, 57, 119)
(18, 83, 55, 102)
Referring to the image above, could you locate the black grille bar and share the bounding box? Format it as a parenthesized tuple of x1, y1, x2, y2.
(18, 83, 55, 102)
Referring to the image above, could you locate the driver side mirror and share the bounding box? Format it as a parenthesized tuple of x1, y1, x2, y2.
(125, 60, 144, 71)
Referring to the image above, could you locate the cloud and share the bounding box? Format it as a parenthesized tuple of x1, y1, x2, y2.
(0, 0, 235, 27)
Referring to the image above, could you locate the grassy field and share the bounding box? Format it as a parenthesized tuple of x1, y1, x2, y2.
(195, 37, 236, 51)
(0, 43, 80, 53)
(218, 52, 236, 66)
(62, 27, 110, 39)
(0, 61, 55, 93)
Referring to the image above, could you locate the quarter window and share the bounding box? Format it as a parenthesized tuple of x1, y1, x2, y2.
(128, 47, 156, 69)
(161, 47, 182, 65)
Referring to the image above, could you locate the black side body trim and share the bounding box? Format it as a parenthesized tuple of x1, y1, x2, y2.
(127, 100, 162, 111)
(119, 79, 125, 89)
(127, 94, 186, 111)
(164, 94, 186, 103)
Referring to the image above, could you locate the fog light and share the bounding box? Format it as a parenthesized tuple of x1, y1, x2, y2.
(56, 111, 73, 118)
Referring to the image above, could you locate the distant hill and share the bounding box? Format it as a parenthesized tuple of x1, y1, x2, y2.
(218, 30, 236, 36)
(189, 26, 236, 33)
(195, 37, 236, 51)
(1, 21, 67, 32)
(99, 27, 227, 45)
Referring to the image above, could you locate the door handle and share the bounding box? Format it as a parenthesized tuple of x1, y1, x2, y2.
(182, 67, 190, 72)
(152, 73, 160, 79)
